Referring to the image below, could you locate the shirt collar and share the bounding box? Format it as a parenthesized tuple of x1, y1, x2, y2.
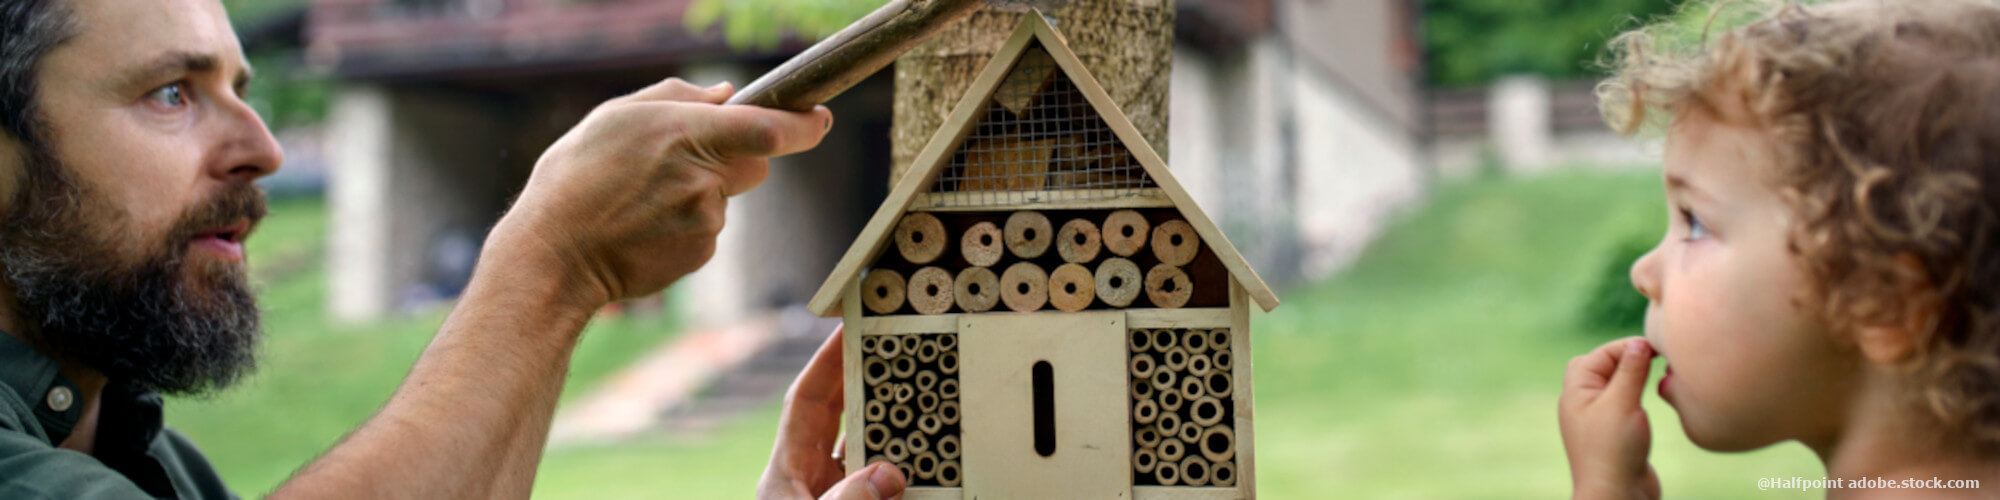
(0, 333, 84, 444)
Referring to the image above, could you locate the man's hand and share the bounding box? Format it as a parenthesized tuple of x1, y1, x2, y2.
(489, 78, 833, 308)
(1560, 337, 1661, 500)
(760, 326, 908, 500)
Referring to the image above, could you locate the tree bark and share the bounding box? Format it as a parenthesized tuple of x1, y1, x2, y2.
(890, 0, 1173, 185)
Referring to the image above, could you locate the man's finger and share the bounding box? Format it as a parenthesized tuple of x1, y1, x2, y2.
(788, 326, 847, 416)
(621, 78, 733, 104)
(685, 104, 834, 160)
(1600, 337, 1655, 409)
(819, 463, 906, 500)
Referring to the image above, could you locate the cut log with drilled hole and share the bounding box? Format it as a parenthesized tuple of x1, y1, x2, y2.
(861, 269, 907, 315)
(1094, 257, 1141, 307)
(1151, 220, 1199, 267)
(1145, 264, 1193, 309)
(1000, 262, 1049, 312)
(1004, 211, 1053, 259)
(954, 267, 1000, 313)
(1056, 218, 1103, 264)
(1102, 210, 1150, 257)
(895, 213, 947, 265)
(908, 267, 954, 315)
(960, 221, 1004, 267)
(1048, 263, 1096, 312)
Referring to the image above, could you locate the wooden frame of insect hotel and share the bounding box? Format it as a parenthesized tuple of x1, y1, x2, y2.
(808, 11, 1280, 499)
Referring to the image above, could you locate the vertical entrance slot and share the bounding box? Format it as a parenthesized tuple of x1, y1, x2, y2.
(1033, 360, 1056, 457)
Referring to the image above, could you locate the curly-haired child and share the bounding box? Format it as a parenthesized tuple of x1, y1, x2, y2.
(1560, 1, 2000, 498)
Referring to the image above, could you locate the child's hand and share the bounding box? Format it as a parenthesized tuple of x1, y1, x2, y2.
(1560, 337, 1661, 500)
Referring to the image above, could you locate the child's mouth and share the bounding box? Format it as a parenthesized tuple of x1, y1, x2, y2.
(1659, 364, 1674, 399)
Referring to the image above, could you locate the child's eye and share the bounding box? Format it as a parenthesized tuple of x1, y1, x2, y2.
(147, 82, 188, 109)
(1681, 209, 1709, 241)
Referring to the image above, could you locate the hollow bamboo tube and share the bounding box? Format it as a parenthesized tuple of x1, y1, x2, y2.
(939, 400, 962, 425)
(1209, 328, 1232, 351)
(1129, 353, 1157, 379)
(1151, 329, 1178, 353)
(1151, 220, 1200, 266)
(1129, 328, 1153, 352)
(894, 383, 916, 404)
(1094, 257, 1142, 308)
(861, 336, 878, 354)
(1180, 456, 1212, 486)
(1157, 435, 1187, 462)
(890, 403, 915, 428)
(939, 378, 960, 399)
(1134, 447, 1160, 474)
(1150, 368, 1178, 391)
(892, 357, 917, 378)
(1159, 388, 1184, 412)
(937, 333, 957, 352)
(914, 451, 941, 480)
(1000, 262, 1049, 312)
(1212, 349, 1233, 372)
(907, 267, 954, 315)
(1154, 457, 1182, 486)
(906, 432, 931, 455)
(1102, 209, 1151, 257)
(1163, 347, 1190, 372)
(915, 369, 939, 393)
(1180, 373, 1207, 401)
(864, 356, 891, 386)
(864, 423, 892, 450)
(1133, 398, 1160, 425)
(1211, 459, 1239, 487)
(896, 463, 915, 485)
(938, 435, 962, 460)
(917, 392, 940, 414)
(1135, 427, 1162, 449)
(885, 437, 910, 462)
(1056, 218, 1103, 264)
(876, 333, 903, 358)
(1182, 328, 1210, 353)
(953, 267, 1000, 313)
(1145, 264, 1193, 309)
(1179, 420, 1203, 444)
(960, 221, 1004, 267)
(865, 400, 888, 423)
(939, 351, 960, 375)
(919, 413, 943, 434)
(895, 212, 947, 265)
(901, 335, 920, 355)
(1188, 352, 1215, 377)
(872, 384, 894, 402)
(1131, 378, 1156, 400)
(917, 340, 941, 363)
(1155, 411, 1183, 438)
(937, 460, 964, 487)
(1005, 211, 1053, 259)
(1048, 263, 1096, 312)
(861, 269, 906, 315)
(867, 454, 892, 467)
(1207, 371, 1234, 399)
(1200, 425, 1237, 462)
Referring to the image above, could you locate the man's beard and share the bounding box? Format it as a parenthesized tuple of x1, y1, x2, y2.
(0, 147, 266, 395)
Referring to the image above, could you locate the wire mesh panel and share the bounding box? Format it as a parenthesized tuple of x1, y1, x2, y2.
(926, 41, 1159, 208)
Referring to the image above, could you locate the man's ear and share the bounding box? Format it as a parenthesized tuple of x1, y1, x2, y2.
(1854, 254, 1938, 365)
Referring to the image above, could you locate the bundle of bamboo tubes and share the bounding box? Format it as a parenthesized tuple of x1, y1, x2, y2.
(868, 210, 1206, 315)
(861, 333, 964, 487)
(1128, 327, 1239, 487)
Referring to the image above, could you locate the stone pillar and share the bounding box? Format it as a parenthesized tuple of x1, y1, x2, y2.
(1491, 75, 1553, 172)
(327, 85, 395, 322)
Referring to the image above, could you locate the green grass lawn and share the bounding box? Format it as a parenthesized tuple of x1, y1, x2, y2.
(171, 171, 1828, 498)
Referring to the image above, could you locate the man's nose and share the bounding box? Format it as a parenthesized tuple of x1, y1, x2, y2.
(206, 94, 284, 183)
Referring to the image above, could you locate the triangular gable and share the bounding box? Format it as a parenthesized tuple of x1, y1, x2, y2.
(808, 11, 1278, 316)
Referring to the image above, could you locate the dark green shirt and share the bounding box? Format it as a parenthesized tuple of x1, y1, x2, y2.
(0, 335, 235, 499)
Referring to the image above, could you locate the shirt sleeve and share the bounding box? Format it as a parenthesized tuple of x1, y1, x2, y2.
(0, 414, 159, 499)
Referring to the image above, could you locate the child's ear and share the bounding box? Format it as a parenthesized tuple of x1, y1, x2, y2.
(1854, 254, 1938, 365)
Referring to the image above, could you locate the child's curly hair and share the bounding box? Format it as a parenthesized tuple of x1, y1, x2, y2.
(1599, 0, 2000, 454)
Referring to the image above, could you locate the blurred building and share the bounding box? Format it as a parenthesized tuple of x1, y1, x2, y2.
(306, 0, 1426, 323)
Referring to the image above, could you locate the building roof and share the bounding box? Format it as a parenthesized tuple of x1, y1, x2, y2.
(807, 12, 1279, 317)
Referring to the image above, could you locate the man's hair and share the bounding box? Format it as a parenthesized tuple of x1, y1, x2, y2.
(1600, 0, 2000, 453)
(0, 0, 77, 149)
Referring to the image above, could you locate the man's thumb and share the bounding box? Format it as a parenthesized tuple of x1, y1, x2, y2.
(821, 463, 907, 500)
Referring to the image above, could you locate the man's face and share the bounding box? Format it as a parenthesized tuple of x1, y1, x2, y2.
(2, 0, 282, 394)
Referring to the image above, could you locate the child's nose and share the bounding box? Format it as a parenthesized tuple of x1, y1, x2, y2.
(1629, 247, 1663, 302)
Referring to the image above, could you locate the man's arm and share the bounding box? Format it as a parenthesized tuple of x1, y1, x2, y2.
(268, 80, 830, 499)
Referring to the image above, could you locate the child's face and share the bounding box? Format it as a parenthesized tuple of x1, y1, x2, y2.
(1630, 105, 1858, 452)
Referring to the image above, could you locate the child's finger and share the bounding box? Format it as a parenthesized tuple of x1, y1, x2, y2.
(1563, 337, 1634, 393)
(1600, 337, 1655, 409)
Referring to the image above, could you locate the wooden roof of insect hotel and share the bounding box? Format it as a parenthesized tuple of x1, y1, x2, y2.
(809, 11, 1278, 316)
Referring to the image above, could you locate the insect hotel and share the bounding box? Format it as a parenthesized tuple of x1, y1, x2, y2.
(808, 12, 1280, 499)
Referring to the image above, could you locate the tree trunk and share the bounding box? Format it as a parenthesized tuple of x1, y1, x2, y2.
(890, 0, 1173, 185)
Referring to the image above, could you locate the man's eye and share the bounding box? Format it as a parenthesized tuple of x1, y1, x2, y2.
(1682, 209, 1709, 241)
(148, 83, 188, 108)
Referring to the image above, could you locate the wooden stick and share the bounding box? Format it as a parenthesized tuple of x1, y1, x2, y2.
(953, 267, 1000, 313)
(1000, 262, 1049, 312)
(1102, 209, 1151, 257)
(1004, 211, 1053, 259)
(895, 212, 948, 265)
(1180, 456, 1212, 487)
(1151, 219, 1200, 267)
(960, 221, 1005, 267)
(1048, 263, 1096, 312)
(1056, 218, 1103, 264)
(1145, 264, 1193, 309)
(1199, 425, 1236, 462)
(1190, 396, 1226, 427)
(907, 267, 954, 315)
(861, 269, 907, 315)
(1084, 261, 1135, 311)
